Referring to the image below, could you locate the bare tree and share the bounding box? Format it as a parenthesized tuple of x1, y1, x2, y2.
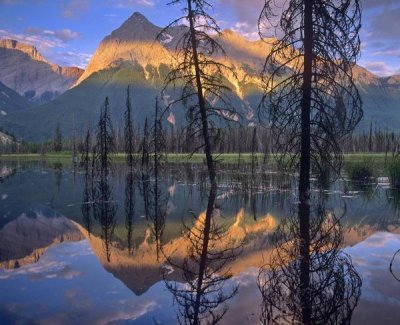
(160, 1, 240, 322)
(165, 206, 242, 325)
(160, 0, 238, 183)
(259, 0, 363, 177)
(258, 1, 363, 324)
(258, 204, 362, 324)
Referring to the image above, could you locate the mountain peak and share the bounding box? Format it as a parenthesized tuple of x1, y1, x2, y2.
(0, 38, 47, 63)
(106, 11, 160, 42)
(129, 11, 149, 22)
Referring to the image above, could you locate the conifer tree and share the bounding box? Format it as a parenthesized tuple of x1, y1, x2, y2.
(53, 122, 62, 152)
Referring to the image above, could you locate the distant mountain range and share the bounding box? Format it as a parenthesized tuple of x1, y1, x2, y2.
(0, 12, 399, 142)
(0, 39, 83, 105)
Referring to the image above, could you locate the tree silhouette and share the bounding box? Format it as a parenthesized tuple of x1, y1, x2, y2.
(53, 121, 62, 152)
(149, 97, 168, 261)
(258, 3, 363, 322)
(259, 0, 363, 176)
(161, 2, 240, 323)
(81, 129, 93, 236)
(258, 204, 362, 324)
(93, 97, 116, 262)
(160, 0, 238, 183)
(165, 204, 242, 325)
(125, 170, 135, 254)
(124, 86, 135, 171)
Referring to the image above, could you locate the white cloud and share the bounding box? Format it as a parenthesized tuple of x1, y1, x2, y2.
(231, 21, 258, 40)
(25, 27, 80, 42)
(361, 61, 398, 77)
(0, 29, 65, 49)
(0, 30, 89, 68)
(54, 51, 92, 69)
(109, 0, 155, 8)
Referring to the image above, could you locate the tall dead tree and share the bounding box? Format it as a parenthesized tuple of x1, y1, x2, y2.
(259, 0, 363, 178)
(259, 1, 363, 323)
(160, 1, 239, 323)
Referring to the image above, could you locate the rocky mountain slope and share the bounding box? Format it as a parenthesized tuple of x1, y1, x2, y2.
(0, 12, 399, 141)
(0, 81, 33, 115)
(0, 39, 83, 104)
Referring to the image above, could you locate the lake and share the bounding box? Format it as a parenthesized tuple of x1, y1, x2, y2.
(0, 160, 399, 324)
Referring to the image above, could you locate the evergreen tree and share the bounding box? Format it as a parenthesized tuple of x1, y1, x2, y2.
(124, 86, 134, 171)
(93, 97, 116, 262)
(53, 122, 62, 152)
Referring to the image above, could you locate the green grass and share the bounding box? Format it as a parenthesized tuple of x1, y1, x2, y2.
(0, 152, 267, 165)
(0, 151, 393, 168)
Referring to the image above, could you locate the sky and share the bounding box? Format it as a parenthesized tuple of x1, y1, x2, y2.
(0, 0, 399, 76)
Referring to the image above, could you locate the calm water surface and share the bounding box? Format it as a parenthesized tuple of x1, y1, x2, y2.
(0, 161, 399, 324)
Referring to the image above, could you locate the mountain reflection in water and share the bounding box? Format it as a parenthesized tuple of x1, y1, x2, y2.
(0, 162, 400, 324)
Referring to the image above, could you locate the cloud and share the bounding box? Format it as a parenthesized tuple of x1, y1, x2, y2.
(361, 61, 399, 77)
(0, 29, 65, 49)
(25, 27, 80, 42)
(107, 0, 155, 8)
(372, 49, 400, 57)
(218, 0, 264, 23)
(54, 51, 92, 69)
(368, 8, 400, 41)
(231, 22, 258, 40)
(0, 29, 89, 68)
(61, 0, 91, 19)
(360, 5, 400, 76)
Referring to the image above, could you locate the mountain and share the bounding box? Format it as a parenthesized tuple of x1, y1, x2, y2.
(0, 12, 399, 141)
(0, 210, 84, 269)
(0, 39, 84, 104)
(0, 81, 33, 115)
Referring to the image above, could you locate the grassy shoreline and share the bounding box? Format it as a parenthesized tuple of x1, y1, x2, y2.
(0, 152, 392, 164)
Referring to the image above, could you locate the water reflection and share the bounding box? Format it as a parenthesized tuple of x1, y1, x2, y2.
(164, 183, 242, 324)
(53, 162, 63, 193)
(125, 171, 135, 254)
(258, 202, 362, 324)
(3, 159, 400, 323)
(387, 188, 400, 215)
(390, 249, 400, 282)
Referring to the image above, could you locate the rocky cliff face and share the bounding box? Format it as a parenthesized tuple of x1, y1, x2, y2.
(0, 39, 84, 104)
(75, 12, 172, 86)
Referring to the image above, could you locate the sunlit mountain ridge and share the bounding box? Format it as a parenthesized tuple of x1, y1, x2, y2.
(0, 11, 399, 141)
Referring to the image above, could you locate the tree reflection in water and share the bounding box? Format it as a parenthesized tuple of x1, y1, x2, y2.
(81, 130, 93, 236)
(390, 249, 400, 282)
(164, 183, 242, 325)
(93, 168, 117, 263)
(258, 203, 362, 324)
(125, 171, 135, 255)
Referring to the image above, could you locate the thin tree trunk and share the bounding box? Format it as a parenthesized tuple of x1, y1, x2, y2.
(299, 1, 313, 323)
